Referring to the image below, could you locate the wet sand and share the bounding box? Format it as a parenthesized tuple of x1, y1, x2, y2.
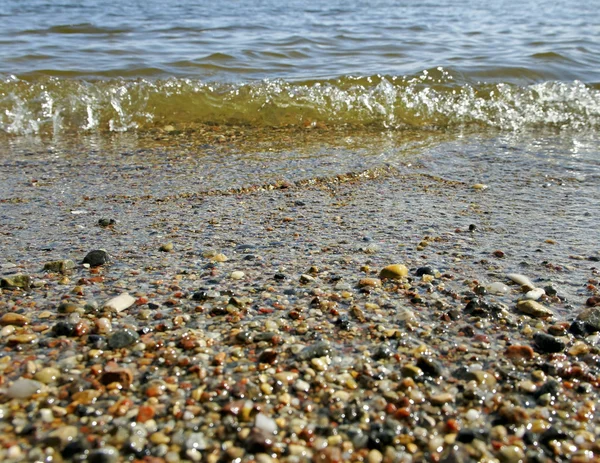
(1, 133, 599, 462)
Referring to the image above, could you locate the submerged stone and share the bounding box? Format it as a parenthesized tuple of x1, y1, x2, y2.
(0, 274, 31, 289)
(379, 264, 408, 280)
(83, 250, 110, 267)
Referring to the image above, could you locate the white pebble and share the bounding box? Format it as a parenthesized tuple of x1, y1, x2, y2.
(523, 288, 545, 301)
(507, 273, 535, 290)
(486, 282, 509, 295)
(6, 379, 43, 399)
(466, 409, 480, 421)
(230, 271, 245, 280)
(255, 412, 278, 434)
(103, 293, 136, 313)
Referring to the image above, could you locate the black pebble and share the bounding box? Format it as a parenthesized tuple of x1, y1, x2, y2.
(52, 321, 76, 337)
(533, 332, 566, 353)
(83, 249, 110, 267)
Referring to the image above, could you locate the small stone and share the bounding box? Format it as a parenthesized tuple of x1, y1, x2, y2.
(211, 253, 228, 262)
(471, 183, 488, 190)
(0, 274, 31, 289)
(516, 300, 553, 318)
(523, 288, 545, 301)
(7, 333, 37, 345)
(98, 218, 116, 227)
(486, 282, 509, 295)
(87, 446, 119, 463)
(57, 301, 80, 314)
(34, 367, 61, 384)
(99, 368, 133, 388)
(505, 345, 535, 360)
(299, 274, 315, 284)
(498, 445, 525, 463)
(415, 266, 435, 277)
(586, 296, 600, 307)
(430, 392, 454, 405)
(49, 425, 79, 445)
(358, 277, 381, 288)
(83, 250, 110, 267)
(368, 449, 383, 463)
(533, 333, 566, 353)
(230, 271, 245, 280)
(108, 329, 139, 349)
(43, 259, 75, 274)
(103, 293, 136, 313)
(6, 378, 43, 399)
(159, 242, 174, 252)
(296, 341, 331, 360)
(507, 273, 535, 291)
(0, 313, 29, 326)
(255, 413, 277, 434)
(380, 264, 408, 280)
(576, 307, 600, 332)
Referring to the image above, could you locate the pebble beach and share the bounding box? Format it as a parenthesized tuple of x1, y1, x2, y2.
(1, 130, 599, 463)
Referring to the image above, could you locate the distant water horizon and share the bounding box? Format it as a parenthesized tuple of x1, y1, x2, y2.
(1, 0, 599, 136)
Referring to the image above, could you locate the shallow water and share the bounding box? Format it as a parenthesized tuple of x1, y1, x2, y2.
(1, 0, 600, 136)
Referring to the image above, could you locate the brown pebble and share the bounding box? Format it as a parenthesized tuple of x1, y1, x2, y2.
(358, 277, 381, 288)
(505, 345, 535, 360)
(7, 333, 38, 345)
(586, 296, 600, 307)
(0, 313, 30, 326)
(493, 250, 505, 258)
(99, 367, 133, 388)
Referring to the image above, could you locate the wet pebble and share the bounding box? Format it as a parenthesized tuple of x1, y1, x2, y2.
(0, 313, 29, 326)
(7, 378, 43, 399)
(0, 274, 31, 289)
(83, 250, 110, 267)
(379, 264, 408, 279)
(533, 332, 566, 353)
(577, 307, 600, 332)
(108, 329, 139, 349)
(516, 300, 553, 318)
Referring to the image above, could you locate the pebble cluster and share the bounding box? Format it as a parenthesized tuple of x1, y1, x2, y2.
(1, 155, 599, 462)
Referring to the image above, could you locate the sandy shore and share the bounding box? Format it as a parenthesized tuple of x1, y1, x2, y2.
(1, 133, 599, 462)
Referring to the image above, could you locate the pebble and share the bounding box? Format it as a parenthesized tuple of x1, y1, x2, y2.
(471, 183, 488, 190)
(230, 271, 245, 280)
(516, 300, 553, 318)
(299, 274, 315, 283)
(379, 264, 408, 279)
(255, 413, 278, 434)
(108, 329, 139, 349)
(505, 345, 535, 360)
(0, 274, 31, 289)
(533, 332, 566, 353)
(507, 273, 536, 290)
(6, 378, 43, 399)
(486, 282, 509, 295)
(7, 333, 38, 344)
(577, 307, 600, 331)
(103, 293, 136, 313)
(43, 259, 75, 274)
(358, 277, 381, 288)
(87, 446, 119, 463)
(0, 313, 29, 326)
(159, 242, 174, 252)
(34, 367, 61, 384)
(586, 296, 600, 307)
(83, 249, 110, 267)
(522, 287, 545, 301)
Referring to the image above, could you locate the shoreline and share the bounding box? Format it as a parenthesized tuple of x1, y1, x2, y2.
(1, 153, 599, 462)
